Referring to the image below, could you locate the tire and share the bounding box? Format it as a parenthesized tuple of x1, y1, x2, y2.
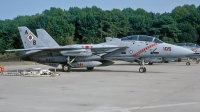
(148, 62, 153, 65)
(139, 67, 144, 73)
(186, 62, 190, 66)
(87, 67, 94, 70)
(178, 58, 181, 62)
(143, 67, 146, 72)
(62, 64, 71, 72)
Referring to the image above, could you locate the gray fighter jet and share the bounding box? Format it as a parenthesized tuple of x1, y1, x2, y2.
(6, 27, 194, 73)
(176, 42, 200, 65)
(7, 27, 122, 72)
(36, 29, 194, 72)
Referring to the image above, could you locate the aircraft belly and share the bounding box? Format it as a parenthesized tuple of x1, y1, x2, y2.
(72, 61, 102, 68)
(135, 51, 158, 57)
(163, 57, 177, 61)
(144, 57, 163, 63)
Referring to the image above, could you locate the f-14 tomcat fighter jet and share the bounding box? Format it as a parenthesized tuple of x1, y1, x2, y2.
(36, 29, 194, 73)
(6, 27, 122, 72)
(176, 42, 200, 65)
(6, 27, 194, 73)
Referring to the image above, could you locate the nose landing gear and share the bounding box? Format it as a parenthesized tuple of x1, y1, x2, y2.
(139, 59, 146, 73)
(186, 62, 190, 66)
(186, 57, 190, 66)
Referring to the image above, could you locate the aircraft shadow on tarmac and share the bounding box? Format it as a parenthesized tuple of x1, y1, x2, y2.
(48, 68, 166, 74)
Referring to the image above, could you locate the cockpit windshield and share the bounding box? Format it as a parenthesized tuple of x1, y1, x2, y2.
(121, 35, 163, 43)
(153, 38, 163, 43)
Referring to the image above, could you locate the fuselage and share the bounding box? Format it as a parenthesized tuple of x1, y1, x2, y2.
(23, 36, 194, 67)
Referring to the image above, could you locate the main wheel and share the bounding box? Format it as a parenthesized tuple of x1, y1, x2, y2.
(186, 62, 190, 66)
(178, 58, 181, 62)
(139, 68, 143, 73)
(87, 67, 94, 70)
(148, 62, 153, 65)
(62, 64, 71, 72)
(139, 67, 146, 73)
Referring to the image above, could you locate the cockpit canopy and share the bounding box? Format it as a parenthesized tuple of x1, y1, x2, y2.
(121, 35, 164, 43)
(176, 42, 200, 48)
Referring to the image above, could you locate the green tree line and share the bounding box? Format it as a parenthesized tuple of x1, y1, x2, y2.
(1, 4, 200, 54)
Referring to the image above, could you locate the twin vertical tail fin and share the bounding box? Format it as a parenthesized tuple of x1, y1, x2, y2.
(36, 29, 60, 47)
(18, 27, 46, 49)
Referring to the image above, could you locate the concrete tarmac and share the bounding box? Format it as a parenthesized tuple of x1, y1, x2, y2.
(0, 61, 200, 112)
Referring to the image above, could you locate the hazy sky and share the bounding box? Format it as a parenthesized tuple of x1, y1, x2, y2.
(0, 0, 200, 20)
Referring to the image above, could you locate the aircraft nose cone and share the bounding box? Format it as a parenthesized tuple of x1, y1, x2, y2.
(174, 45, 194, 57)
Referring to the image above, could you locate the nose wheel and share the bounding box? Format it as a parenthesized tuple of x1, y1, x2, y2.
(139, 67, 146, 73)
(186, 62, 190, 66)
(186, 57, 191, 66)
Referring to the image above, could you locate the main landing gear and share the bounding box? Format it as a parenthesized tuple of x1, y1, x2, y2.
(139, 59, 146, 73)
(62, 56, 76, 72)
(62, 64, 71, 72)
